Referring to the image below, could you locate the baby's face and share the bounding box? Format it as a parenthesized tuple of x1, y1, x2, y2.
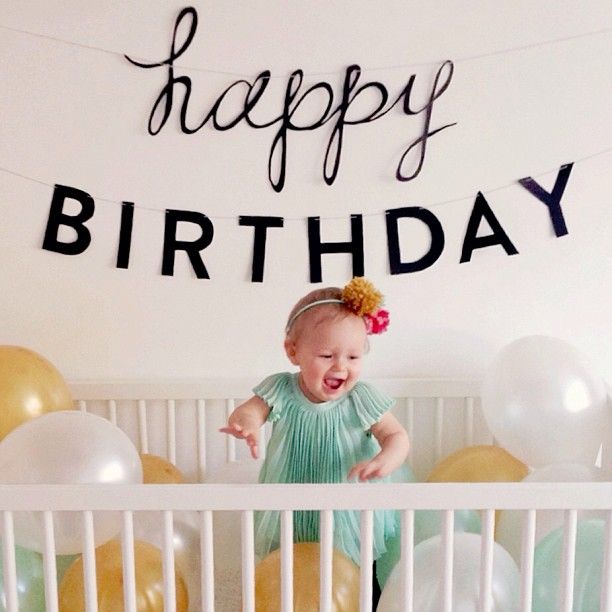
(291, 314, 367, 403)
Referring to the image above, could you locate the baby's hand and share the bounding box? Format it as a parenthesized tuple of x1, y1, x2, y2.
(219, 422, 260, 459)
(348, 458, 388, 482)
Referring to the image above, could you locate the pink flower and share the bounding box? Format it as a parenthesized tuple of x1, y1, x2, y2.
(364, 308, 390, 335)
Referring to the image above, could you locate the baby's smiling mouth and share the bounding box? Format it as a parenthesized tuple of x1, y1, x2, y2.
(324, 377, 344, 391)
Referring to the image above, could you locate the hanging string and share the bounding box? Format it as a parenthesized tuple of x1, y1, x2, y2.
(2, 16, 610, 217)
(0, 21, 611, 78)
(1, 146, 610, 221)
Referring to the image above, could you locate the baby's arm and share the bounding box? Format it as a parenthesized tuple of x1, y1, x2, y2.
(348, 412, 410, 481)
(219, 395, 270, 459)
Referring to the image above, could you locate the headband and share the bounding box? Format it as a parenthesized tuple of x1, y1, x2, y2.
(285, 277, 390, 335)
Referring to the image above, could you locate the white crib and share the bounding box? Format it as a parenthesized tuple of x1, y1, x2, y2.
(0, 377, 610, 612)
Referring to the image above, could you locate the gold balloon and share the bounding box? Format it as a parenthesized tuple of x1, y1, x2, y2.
(254, 542, 360, 612)
(427, 445, 529, 531)
(58, 539, 188, 612)
(0, 346, 73, 440)
(426, 445, 528, 483)
(140, 454, 186, 484)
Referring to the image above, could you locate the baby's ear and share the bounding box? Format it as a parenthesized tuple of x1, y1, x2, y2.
(284, 339, 299, 365)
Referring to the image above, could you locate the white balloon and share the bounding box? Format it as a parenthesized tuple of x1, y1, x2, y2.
(496, 463, 610, 563)
(0, 411, 142, 554)
(378, 533, 520, 612)
(481, 336, 608, 467)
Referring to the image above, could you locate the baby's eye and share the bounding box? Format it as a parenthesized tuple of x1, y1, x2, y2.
(349, 355, 361, 360)
(320, 354, 332, 359)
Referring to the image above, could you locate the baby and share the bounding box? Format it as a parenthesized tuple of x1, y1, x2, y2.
(221, 277, 410, 570)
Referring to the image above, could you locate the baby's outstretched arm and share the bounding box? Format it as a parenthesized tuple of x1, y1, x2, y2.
(219, 396, 270, 459)
(348, 412, 410, 481)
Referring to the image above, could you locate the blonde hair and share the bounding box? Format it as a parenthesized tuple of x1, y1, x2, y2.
(285, 287, 354, 342)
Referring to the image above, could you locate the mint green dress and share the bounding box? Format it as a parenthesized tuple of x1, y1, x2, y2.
(253, 372, 400, 566)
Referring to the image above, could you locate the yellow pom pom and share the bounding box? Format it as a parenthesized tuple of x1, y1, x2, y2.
(341, 277, 383, 316)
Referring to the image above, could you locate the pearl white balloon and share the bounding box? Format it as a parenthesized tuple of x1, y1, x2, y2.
(0, 411, 142, 554)
(496, 463, 610, 563)
(481, 336, 608, 467)
(378, 533, 520, 612)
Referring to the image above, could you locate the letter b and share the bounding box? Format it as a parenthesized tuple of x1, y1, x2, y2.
(42, 184, 95, 255)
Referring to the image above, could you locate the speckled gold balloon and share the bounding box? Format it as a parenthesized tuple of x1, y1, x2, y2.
(58, 539, 188, 612)
(140, 453, 186, 484)
(255, 542, 360, 611)
(0, 346, 73, 440)
(427, 445, 528, 483)
(427, 445, 529, 531)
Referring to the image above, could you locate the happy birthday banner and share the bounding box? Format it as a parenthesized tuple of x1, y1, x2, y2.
(41, 164, 572, 283)
(2, 7, 610, 282)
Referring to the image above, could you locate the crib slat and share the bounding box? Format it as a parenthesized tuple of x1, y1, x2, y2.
(519, 509, 536, 611)
(434, 398, 444, 462)
(360, 510, 374, 612)
(42, 511, 59, 612)
(196, 399, 207, 483)
(464, 397, 475, 447)
(201, 510, 215, 612)
(406, 398, 415, 433)
(137, 399, 149, 454)
(280, 510, 294, 612)
(319, 510, 334, 612)
(241, 510, 256, 612)
(560, 509, 578, 612)
(82, 510, 99, 612)
(107, 399, 118, 426)
(406, 398, 415, 451)
(162, 510, 177, 612)
(166, 400, 177, 465)
(400, 509, 415, 612)
(601, 509, 612, 612)
(260, 422, 269, 460)
(121, 511, 137, 612)
(2, 511, 18, 612)
(479, 509, 495, 612)
(441, 509, 454, 612)
(226, 399, 237, 463)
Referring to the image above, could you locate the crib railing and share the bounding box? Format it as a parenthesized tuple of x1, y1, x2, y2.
(0, 482, 611, 611)
(69, 378, 491, 482)
(0, 379, 609, 611)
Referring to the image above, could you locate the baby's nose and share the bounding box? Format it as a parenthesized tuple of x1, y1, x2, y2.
(332, 356, 347, 370)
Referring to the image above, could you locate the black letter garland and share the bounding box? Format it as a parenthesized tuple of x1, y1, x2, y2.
(42, 184, 95, 256)
(518, 163, 573, 237)
(11, 5, 593, 283)
(460, 192, 518, 263)
(116, 202, 135, 269)
(308, 215, 364, 283)
(125, 6, 456, 193)
(386, 207, 445, 275)
(239, 216, 284, 283)
(35, 156, 576, 282)
(162, 209, 214, 278)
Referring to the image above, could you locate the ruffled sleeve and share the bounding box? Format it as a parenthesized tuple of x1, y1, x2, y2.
(350, 382, 395, 430)
(253, 372, 293, 423)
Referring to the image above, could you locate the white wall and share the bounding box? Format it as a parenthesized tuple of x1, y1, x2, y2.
(1, 1, 611, 383)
